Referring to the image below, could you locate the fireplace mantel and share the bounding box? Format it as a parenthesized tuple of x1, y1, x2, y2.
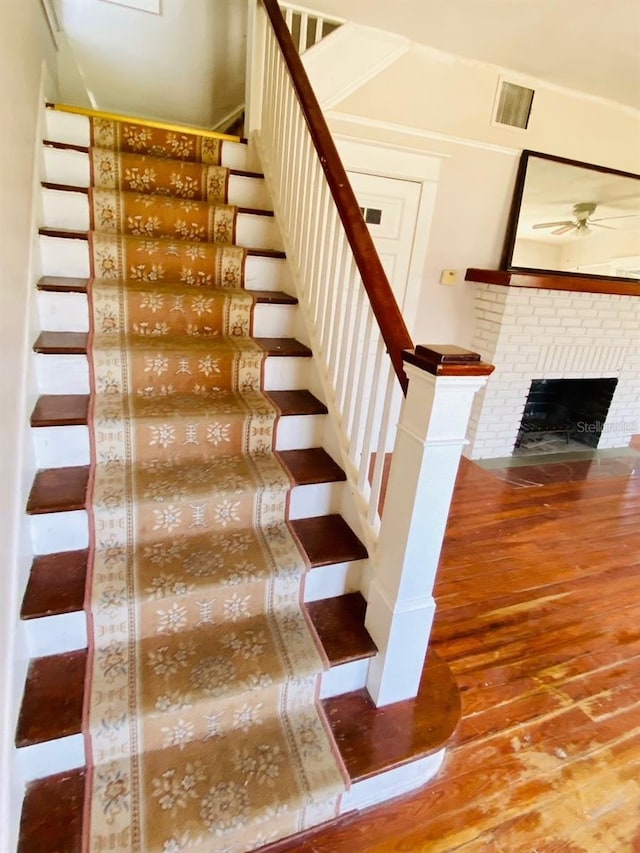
(466, 268, 640, 298)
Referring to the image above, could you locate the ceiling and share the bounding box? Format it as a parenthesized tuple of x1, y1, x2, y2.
(308, 0, 640, 111)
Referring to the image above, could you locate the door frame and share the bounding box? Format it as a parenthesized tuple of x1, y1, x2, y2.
(334, 135, 443, 336)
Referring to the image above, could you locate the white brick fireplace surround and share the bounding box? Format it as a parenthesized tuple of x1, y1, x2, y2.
(463, 270, 640, 460)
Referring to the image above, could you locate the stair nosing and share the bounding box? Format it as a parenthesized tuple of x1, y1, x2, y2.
(40, 183, 274, 218)
(37, 227, 285, 258)
(36, 276, 297, 304)
(33, 331, 309, 357)
(27, 448, 342, 516)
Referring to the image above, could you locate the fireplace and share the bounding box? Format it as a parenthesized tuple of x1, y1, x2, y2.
(515, 378, 618, 452)
(464, 271, 640, 460)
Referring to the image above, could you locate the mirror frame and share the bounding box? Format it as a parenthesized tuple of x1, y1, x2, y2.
(502, 149, 640, 282)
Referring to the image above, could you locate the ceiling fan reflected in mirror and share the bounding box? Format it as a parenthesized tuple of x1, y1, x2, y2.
(532, 202, 639, 236)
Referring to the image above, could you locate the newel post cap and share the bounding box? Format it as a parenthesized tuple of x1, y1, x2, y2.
(403, 345, 495, 377)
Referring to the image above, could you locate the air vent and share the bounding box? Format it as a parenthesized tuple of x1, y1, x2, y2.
(494, 81, 535, 130)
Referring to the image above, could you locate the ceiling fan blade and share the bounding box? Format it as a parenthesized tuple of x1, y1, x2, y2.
(591, 213, 640, 222)
(532, 220, 573, 229)
(551, 224, 575, 235)
(590, 222, 616, 230)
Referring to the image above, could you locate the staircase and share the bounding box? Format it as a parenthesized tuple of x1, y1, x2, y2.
(15, 103, 462, 851)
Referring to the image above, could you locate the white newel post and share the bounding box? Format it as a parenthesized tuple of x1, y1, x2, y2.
(365, 345, 495, 706)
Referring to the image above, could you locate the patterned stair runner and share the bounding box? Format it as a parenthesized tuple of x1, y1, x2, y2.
(82, 118, 346, 852)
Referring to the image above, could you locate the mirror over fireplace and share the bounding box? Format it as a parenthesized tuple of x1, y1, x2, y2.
(502, 151, 640, 282)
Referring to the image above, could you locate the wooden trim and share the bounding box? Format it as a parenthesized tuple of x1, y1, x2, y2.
(466, 267, 640, 297)
(43, 139, 89, 154)
(46, 102, 243, 144)
(260, 0, 413, 393)
(403, 345, 495, 377)
(41, 182, 89, 195)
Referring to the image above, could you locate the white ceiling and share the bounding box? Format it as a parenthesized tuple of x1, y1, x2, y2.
(308, 0, 640, 110)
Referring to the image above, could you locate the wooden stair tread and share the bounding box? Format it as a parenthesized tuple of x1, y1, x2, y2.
(33, 331, 309, 357)
(36, 276, 296, 304)
(38, 227, 88, 241)
(38, 228, 286, 258)
(17, 593, 371, 749)
(322, 648, 461, 783)
(40, 185, 273, 218)
(254, 337, 311, 357)
(27, 449, 341, 515)
(43, 138, 89, 153)
(31, 394, 89, 427)
(15, 650, 460, 844)
(266, 390, 327, 416)
(15, 649, 87, 747)
(37, 276, 88, 293)
(33, 331, 87, 354)
(277, 449, 346, 485)
(21, 550, 88, 620)
(31, 390, 324, 428)
(19, 508, 359, 625)
(306, 593, 377, 665)
(290, 514, 366, 565)
(41, 181, 88, 194)
(26, 466, 89, 514)
(19, 768, 86, 853)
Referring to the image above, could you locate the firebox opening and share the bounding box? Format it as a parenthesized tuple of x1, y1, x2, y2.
(515, 378, 618, 454)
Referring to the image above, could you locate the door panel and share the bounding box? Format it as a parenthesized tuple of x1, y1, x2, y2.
(347, 170, 422, 310)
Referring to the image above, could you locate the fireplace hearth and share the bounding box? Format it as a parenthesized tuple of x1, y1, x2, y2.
(516, 378, 618, 452)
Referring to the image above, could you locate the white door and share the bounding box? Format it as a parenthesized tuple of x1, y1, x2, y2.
(346, 170, 422, 314)
(346, 171, 423, 454)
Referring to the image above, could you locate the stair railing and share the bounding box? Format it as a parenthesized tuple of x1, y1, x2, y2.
(248, 0, 412, 545)
(278, 1, 344, 55)
(246, 0, 494, 705)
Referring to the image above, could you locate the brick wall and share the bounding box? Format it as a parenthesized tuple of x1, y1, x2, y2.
(466, 284, 640, 459)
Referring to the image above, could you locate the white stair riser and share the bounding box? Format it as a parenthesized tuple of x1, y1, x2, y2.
(39, 234, 290, 292)
(45, 109, 249, 170)
(40, 187, 282, 250)
(30, 509, 88, 555)
(33, 414, 325, 468)
(319, 658, 369, 699)
(43, 147, 270, 208)
(340, 751, 446, 814)
(18, 734, 85, 784)
(35, 353, 310, 395)
(37, 291, 296, 337)
(303, 559, 365, 602)
(26, 611, 87, 659)
(29, 480, 343, 556)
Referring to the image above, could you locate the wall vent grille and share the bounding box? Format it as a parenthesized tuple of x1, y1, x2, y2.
(495, 81, 535, 129)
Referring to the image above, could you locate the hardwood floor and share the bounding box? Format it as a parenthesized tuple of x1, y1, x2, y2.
(276, 454, 640, 852)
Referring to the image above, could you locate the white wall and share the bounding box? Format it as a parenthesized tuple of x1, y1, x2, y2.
(57, 0, 247, 128)
(319, 34, 640, 353)
(0, 4, 58, 849)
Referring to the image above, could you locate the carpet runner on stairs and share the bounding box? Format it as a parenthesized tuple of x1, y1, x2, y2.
(80, 118, 347, 852)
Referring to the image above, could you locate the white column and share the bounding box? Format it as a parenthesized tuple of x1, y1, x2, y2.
(365, 346, 494, 706)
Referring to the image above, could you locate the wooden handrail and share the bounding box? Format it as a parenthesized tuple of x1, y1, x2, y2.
(260, 0, 413, 393)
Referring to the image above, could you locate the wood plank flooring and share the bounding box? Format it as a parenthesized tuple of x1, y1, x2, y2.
(273, 454, 640, 852)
